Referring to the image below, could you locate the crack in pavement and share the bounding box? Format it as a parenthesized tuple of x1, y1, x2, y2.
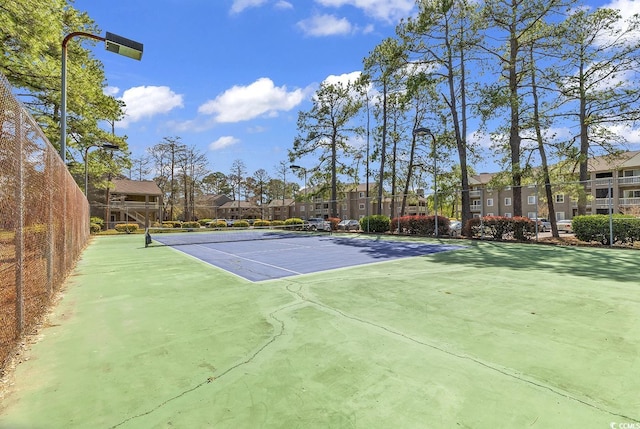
(284, 281, 639, 423)
(108, 300, 304, 428)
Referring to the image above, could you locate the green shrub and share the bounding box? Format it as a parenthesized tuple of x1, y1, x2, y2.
(115, 223, 139, 233)
(90, 217, 104, 227)
(391, 215, 451, 236)
(254, 220, 270, 227)
(360, 215, 390, 233)
(182, 221, 200, 229)
(90, 223, 102, 234)
(161, 221, 182, 228)
(198, 218, 213, 226)
(233, 220, 250, 227)
(465, 216, 534, 241)
(284, 218, 304, 226)
(208, 220, 227, 228)
(511, 216, 535, 241)
(573, 214, 640, 245)
(271, 220, 285, 226)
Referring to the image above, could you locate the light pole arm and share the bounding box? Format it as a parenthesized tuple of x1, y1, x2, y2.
(60, 31, 142, 163)
(60, 33, 107, 163)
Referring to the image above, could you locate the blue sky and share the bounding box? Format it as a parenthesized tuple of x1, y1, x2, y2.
(73, 0, 639, 186)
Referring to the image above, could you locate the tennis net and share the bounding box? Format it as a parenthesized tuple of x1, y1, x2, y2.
(145, 224, 329, 247)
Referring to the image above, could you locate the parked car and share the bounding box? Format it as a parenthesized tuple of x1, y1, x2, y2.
(337, 219, 360, 231)
(448, 220, 462, 237)
(304, 217, 331, 232)
(557, 219, 573, 233)
(533, 218, 551, 232)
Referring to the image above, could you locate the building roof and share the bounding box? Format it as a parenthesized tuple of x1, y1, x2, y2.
(112, 179, 162, 196)
(219, 200, 257, 209)
(200, 194, 232, 206)
(469, 173, 496, 185)
(587, 150, 640, 172)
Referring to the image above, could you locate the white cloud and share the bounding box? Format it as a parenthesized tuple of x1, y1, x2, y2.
(297, 14, 353, 36)
(209, 136, 240, 151)
(230, 0, 268, 14)
(609, 124, 640, 145)
(275, 1, 293, 9)
(118, 86, 183, 128)
(198, 78, 307, 123)
(602, 0, 640, 22)
(323, 71, 362, 87)
(104, 86, 119, 96)
(315, 0, 415, 22)
(361, 23, 375, 34)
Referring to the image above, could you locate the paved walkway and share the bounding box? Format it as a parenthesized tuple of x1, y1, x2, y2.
(1, 234, 638, 428)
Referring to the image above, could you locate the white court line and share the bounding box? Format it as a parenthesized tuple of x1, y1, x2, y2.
(194, 244, 304, 276)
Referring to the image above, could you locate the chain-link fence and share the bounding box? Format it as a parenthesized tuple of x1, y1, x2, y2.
(0, 73, 89, 369)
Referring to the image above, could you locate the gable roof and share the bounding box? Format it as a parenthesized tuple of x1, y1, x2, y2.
(588, 150, 640, 172)
(112, 179, 162, 196)
(219, 200, 257, 209)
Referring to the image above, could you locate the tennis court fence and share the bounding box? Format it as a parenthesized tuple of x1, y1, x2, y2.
(0, 73, 89, 371)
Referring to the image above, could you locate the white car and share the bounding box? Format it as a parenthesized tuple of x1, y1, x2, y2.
(533, 218, 551, 232)
(337, 219, 360, 231)
(304, 218, 331, 232)
(556, 219, 573, 233)
(448, 220, 462, 237)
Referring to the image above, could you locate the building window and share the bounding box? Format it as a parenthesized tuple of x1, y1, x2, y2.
(301, 206, 306, 212)
(487, 198, 493, 207)
(359, 203, 365, 210)
(504, 197, 512, 206)
(527, 212, 537, 219)
(486, 212, 494, 216)
(528, 195, 536, 205)
(556, 212, 565, 221)
(342, 204, 347, 210)
(504, 213, 512, 218)
(359, 192, 365, 198)
(555, 194, 565, 203)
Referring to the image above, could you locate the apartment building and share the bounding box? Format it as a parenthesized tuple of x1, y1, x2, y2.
(469, 150, 640, 220)
(108, 179, 163, 228)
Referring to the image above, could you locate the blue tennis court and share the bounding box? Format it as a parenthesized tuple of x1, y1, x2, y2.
(151, 232, 465, 281)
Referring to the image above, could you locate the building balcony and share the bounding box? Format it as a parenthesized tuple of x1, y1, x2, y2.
(469, 190, 482, 198)
(110, 201, 160, 210)
(619, 197, 640, 206)
(594, 178, 614, 187)
(618, 176, 640, 186)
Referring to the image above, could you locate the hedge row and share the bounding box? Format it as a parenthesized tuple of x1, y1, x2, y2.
(465, 216, 536, 241)
(390, 215, 451, 236)
(115, 223, 139, 233)
(572, 215, 640, 245)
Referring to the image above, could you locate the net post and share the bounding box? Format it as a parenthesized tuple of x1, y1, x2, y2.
(145, 228, 152, 247)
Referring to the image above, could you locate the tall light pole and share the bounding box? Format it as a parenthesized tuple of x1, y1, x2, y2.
(413, 127, 438, 237)
(60, 31, 143, 162)
(290, 164, 307, 218)
(84, 143, 120, 195)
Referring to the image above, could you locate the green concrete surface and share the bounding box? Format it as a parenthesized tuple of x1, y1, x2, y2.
(0, 234, 639, 428)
